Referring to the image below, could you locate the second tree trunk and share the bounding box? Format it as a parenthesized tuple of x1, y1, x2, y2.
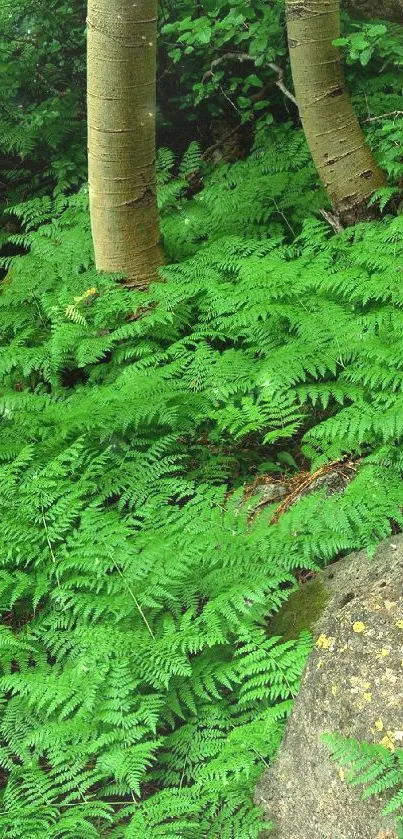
(87, 0, 163, 286)
(286, 0, 386, 225)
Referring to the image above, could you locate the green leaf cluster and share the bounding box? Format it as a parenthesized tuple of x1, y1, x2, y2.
(160, 0, 286, 121)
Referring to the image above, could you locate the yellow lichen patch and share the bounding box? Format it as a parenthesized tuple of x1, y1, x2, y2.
(380, 732, 395, 752)
(381, 669, 398, 685)
(396, 619, 403, 629)
(379, 648, 390, 657)
(352, 621, 366, 633)
(350, 676, 370, 690)
(331, 685, 338, 696)
(350, 677, 371, 700)
(374, 830, 399, 839)
(338, 767, 345, 781)
(316, 634, 334, 650)
(363, 598, 381, 611)
(374, 719, 384, 731)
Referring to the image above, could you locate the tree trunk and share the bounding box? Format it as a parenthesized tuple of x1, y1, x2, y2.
(87, 0, 163, 287)
(342, 0, 403, 22)
(285, 0, 387, 225)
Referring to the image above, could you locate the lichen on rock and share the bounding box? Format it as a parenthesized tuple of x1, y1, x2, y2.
(255, 535, 403, 839)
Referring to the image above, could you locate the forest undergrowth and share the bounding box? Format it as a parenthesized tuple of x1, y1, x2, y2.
(1, 117, 403, 835)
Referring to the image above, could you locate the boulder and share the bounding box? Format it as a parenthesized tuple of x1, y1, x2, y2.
(255, 535, 403, 839)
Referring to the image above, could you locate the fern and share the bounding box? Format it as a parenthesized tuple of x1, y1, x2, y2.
(1, 114, 403, 837)
(323, 733, 403, 837)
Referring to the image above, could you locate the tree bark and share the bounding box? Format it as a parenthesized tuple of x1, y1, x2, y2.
(285, 0, 387, 225)
(87, 0, 163, 287)
(342, 0, 403, 22)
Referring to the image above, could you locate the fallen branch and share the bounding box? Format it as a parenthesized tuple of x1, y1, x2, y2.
(364, 110, 403, 123)
(244, 458, 358, 526)
(270, 459, 358, 525)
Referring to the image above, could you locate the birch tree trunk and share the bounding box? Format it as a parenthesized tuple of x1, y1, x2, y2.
(87, 0, 163, 287)
(286, 0, 387, 225)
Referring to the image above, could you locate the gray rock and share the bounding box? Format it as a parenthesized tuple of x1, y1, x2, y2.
(255, 535, 403, 839)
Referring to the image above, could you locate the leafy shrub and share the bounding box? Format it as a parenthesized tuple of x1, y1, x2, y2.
(159, 0, 287, 124)
(338, 16, 403, 184)
(0, 0, 87, 202)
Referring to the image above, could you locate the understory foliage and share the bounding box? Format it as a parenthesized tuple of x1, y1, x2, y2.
(1, 123, 403, 836)
(159, 0, 285, 124)
(0, 0, 86, 206)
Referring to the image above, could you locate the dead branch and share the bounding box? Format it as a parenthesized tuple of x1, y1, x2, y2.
(364, 110, 403, 123)
(202, 53, 297, 107)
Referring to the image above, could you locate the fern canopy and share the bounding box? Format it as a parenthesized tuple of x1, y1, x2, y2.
(0, 132, 403, 835)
